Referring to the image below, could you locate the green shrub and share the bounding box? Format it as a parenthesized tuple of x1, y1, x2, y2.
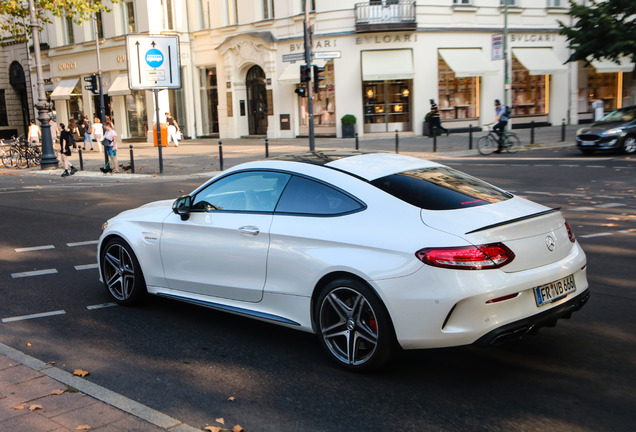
(341, 114, 356, 125)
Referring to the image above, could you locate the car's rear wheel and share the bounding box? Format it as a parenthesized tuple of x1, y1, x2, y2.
(622, 135, 636, 154)
(101, 238, 146, 305)
(316, 278, 394, 371)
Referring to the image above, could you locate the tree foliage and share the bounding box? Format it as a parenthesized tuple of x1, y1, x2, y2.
(558, 0, 636, 65)
(0, 0, 118, 42)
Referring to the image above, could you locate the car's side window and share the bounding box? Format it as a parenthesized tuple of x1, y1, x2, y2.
(192, 171, 291, 212)
(275, 175, 364, 216)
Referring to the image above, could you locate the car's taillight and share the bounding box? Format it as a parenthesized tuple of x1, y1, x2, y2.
(415, 243, 515, 270)
(565, 221, 576, 243)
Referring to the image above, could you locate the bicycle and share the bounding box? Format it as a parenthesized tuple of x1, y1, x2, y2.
(1, 137, 42, 169)
(477, 124, 520, 155)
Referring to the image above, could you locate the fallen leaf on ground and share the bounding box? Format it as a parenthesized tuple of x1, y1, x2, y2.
(216, 418, 225, 424)
(26, 342, 32, 347)
(233, 425, 244, 432)
(73, 369, 90, 377)
(46, 361, 56, 365)
(51, 389, 65, 395)
(13, 405, 25, 410)
(228, 396, 235, 401)
(29, 404, 43, 411)
(76, 426, 91, 430)
(204, 427, 222, 432)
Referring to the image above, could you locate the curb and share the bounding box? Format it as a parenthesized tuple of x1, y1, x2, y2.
(0, 343, 200, 432)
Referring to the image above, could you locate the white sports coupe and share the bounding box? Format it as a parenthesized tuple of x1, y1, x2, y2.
(98, 152, 589, 370)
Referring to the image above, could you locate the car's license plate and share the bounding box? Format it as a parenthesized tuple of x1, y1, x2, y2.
(534, 275, 576, 307)
(580, 140, 595, 146)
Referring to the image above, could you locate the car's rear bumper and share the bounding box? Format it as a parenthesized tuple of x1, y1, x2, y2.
(474, 288, 590, 346)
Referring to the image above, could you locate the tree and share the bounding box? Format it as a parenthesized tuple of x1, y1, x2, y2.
(558, 0, 636, 65)
(0, 0, 117, 42)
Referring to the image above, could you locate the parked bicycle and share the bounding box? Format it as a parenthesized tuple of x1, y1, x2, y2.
(1, 136, 43, 169)
(477, 124, 520, 155)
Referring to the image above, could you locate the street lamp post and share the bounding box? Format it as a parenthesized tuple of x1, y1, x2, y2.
(28, 0, 58, 170)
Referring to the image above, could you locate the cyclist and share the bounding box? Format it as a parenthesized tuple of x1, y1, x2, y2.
(493, 99, 509, 153)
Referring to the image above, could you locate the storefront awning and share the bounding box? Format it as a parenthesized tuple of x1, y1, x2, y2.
(50, 78, 79, 100)
(512, 48, 567, 75)
(589, 57, 635, 73)
(361, 49, 414, 81)
(438, 49, 497, 78)
(278, 59, 328, 85)
(107, 74, 131, 96)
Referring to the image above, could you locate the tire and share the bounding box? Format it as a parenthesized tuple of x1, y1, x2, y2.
(16, 153, 28, 169)
(315, 278, 394, 371)
(504, 134, 520, 154)
(622, 135, 636, 154)
(2, 148, 19, 168)
(477, 135, 497, 155)
(100, 237, 147, 305)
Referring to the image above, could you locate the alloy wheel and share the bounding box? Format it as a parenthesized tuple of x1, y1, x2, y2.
(102, 241, 138, 302)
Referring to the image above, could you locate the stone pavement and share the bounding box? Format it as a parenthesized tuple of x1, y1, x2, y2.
(0, 124, 580, 180)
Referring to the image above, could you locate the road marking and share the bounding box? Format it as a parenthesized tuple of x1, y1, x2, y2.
(11, 269, 58, 278)
(15, 245, 55, 253)
(558, 193, 586, 197)
(595, 203, 626, 208)
(569, 207, 596, 212)
(525, 191, 551, 195)
(75, 263, 99, 271)
(2, 310, 66, 323)
(87, 303, 117, 310)
(585, 165, 605, 168)
(579, 233, 614, 239)
(67, 240, 99, 247)
(0, 190, 35, 195)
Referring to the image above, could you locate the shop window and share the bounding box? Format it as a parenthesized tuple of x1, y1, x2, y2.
(500, 0, 517, 6)
(200, 67, 219, 134)
(95, 11, 104, 39)
(453, 0, 473, 5)
(437, 58, 478, 120)
(362, 80, 412, 132)
(511, 57, 547, 116)
(124, 1, 136, 34)
(64, 16, 74, 45)
(580, 67, 622, 113)
(299, 60, 336, 135)
(68, 81, 83, 122)
(263, 0, 275, 19)
(125, 91, 147, 138)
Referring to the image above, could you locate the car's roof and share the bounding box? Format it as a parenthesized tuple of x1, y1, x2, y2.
(268, 151, 442, 181)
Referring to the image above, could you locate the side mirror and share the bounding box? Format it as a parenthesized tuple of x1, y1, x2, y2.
(172, 195, 192, 221)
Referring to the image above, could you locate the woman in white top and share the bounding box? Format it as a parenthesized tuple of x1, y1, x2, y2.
(91, 118, 104, 154)
(27, 120, 41, 144)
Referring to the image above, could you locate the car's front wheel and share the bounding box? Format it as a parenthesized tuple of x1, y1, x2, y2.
(622, 135, 636, 154)
(100, 237, 146, 305)
(316, 278, 394, 371)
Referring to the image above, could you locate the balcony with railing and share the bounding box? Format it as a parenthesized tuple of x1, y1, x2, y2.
(354, 1, 417, 33)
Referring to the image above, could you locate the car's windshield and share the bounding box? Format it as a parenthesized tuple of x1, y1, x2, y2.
(600, 107, 636, 123)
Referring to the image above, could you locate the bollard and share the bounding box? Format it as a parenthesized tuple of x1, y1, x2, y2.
(395, 129, 399, 154)
(561, 119, 566, 142)
(78, 147, 84, 171)
(355, 132, 359, 150)
(129, 145, 135, 173)
(433, 126, 438, 152)
(218, 140, 224, 171)
(265, 137, 269, 158)
(469, 124, 473, 150)
(530, 121, 535, 144)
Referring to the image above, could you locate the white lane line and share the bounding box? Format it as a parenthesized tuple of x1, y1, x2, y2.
(595, 203, 626, 208)
(559, 193, 586, 197)
(568, 207, 596, 212)
(87, 303, 117, 310)
(15, 245, 55, 253)
(75, 263, 99, 271)
(579, 233, 613, 239)
(585, 165, 605, 168)
(67, 240, 99, 247)
(525, 191, 551, 195)
(2, 310, 66, 323)
(0, 190, 35, 195)
(559, 164, 579, 167)
(11, 269, 58, 278)
(596, 195, 624, 199)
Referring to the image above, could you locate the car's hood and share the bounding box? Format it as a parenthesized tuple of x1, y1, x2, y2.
(113, 199, 174, 220)
(421, 197, 573, 272)
(579, 120, 628, 134)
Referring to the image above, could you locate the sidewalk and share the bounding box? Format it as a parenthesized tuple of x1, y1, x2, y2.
(1, 124, 579, 180)
(0, 343, 200, 431)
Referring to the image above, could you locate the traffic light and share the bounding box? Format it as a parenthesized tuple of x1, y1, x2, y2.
(83, 74, 99, 95)
(300, 64, 311, 83)
(313, 64, 325, 93)
(294, 86, 307, 98)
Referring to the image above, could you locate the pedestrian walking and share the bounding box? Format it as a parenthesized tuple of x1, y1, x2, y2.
(493, 99, 510, 153)
(27, 120, 41, 144)
(69, 119, 80, 151)
(80, 115, 92, 150)
(49, 117, 59, 145)
(165, 112, 181, 147)
(58, 123, 78, 177)
(428, 99, 449, 137)
(91, 117, 103, 153)
(100, 121, 119, 174)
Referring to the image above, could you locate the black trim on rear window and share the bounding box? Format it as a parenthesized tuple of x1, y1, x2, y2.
(370, 167, 512, 210)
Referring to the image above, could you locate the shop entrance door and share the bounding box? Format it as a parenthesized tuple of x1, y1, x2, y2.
(363, 80, 412, 133)
(246, 65, 268, 135)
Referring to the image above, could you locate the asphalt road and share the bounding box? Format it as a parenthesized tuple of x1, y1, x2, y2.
(1, 146, 634, 432)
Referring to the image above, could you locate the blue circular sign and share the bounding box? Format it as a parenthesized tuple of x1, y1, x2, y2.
(145, 48, 164, 68)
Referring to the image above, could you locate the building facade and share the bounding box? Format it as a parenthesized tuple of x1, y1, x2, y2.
(37, 0, 635, 141)
(0, 37, 34, 139)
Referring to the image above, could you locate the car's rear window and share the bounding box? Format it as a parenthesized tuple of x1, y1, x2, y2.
(370, 167, 512, 210)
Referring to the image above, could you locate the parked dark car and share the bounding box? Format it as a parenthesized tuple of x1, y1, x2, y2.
(576, 106, 636, 155)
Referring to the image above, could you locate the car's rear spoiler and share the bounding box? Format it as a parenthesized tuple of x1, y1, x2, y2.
(465, 208, 561, 235)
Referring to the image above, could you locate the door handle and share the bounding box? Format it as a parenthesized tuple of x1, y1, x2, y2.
(239, 226, 260, 236)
